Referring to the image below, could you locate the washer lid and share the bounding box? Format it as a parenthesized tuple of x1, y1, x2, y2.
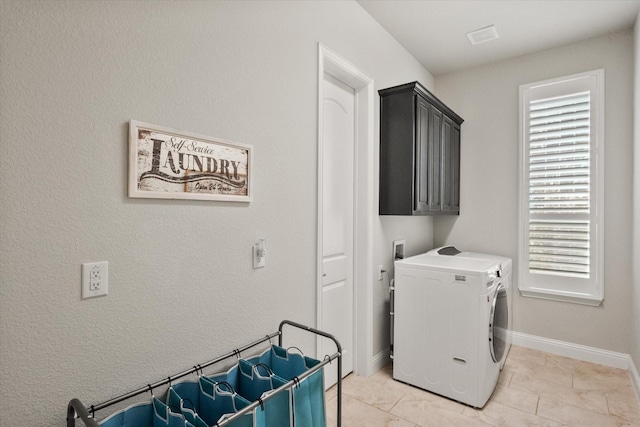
(425, 246, 513, 275)
(396, 251, 499, 275)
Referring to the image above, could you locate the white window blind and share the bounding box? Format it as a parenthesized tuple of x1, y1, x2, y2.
(528, 92, 590, 279)
(519, 70, 604, 306)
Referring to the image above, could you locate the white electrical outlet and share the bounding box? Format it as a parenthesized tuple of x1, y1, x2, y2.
(82, 261, 108, 299)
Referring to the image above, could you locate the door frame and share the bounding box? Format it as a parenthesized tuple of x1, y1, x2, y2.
(316, 43, 375, 377)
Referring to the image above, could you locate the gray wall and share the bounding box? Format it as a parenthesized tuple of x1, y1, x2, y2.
(632, 11, 640, 379)
(434, 30, 635, 354)
(0, 1, 434, 425)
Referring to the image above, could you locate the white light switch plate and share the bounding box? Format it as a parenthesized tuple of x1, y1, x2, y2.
(253, 238, 266, 268)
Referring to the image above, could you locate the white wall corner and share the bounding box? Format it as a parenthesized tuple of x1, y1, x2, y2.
(511, 331, 630, 369)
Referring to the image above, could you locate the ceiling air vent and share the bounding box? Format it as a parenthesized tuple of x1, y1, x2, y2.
(466, 25, 500, 45)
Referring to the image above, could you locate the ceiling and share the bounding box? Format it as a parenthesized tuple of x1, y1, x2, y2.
(357, 0, 640, 76)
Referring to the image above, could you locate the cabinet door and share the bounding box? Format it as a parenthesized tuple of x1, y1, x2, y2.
(451, 125, 460, 212)
(441, 117, 460, 213)
(415, 97, 431, 212)
(427, 106, 442, 212)
(416, 98, 444, 213)
(379, 91, 416, 215)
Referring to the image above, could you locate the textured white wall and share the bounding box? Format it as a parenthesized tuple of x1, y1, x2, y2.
(434, 30, 635, 353)
(632, 11, 640, 373)
(0, 1, 433, 425)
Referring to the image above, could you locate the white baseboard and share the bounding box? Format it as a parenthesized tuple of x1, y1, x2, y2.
(372, 349, 391, 374)
(511, 331, 629, 369)
(512, 331, 640, 405)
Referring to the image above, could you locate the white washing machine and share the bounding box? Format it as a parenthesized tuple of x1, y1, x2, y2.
(392, 246, 512, 408)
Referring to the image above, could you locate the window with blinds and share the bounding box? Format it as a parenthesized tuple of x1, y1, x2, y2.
(519, 70, 604, 306)
(528, 92, 590, 278)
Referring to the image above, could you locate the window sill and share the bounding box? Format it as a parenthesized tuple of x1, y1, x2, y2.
(519, 288, 604, 307)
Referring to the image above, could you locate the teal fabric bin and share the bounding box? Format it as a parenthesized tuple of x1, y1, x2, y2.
(208, 360, 291, 427)
(169, 378, 257, 427)
(247, 345, 326, 427)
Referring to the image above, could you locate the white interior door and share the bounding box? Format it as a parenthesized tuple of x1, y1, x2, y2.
(320, 73, 355, 387)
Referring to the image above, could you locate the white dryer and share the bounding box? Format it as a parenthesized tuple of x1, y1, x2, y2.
(393, 246, 512, 408)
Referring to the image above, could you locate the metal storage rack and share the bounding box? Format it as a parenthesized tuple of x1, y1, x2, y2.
(67, 320, 342, 427)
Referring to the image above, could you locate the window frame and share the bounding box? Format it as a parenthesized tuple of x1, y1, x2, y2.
(518, 69, 605, 306)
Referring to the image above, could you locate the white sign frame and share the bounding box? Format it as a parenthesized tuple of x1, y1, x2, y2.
(129, 121, 252, 202)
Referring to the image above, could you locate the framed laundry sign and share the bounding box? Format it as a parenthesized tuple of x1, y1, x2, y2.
(129, 121, 252, 202)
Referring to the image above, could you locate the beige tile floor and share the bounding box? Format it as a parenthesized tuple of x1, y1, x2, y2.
(325, 345, 640, 426)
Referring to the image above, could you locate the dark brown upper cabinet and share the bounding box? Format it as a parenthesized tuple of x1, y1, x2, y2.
(379, 82, 463, 216)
